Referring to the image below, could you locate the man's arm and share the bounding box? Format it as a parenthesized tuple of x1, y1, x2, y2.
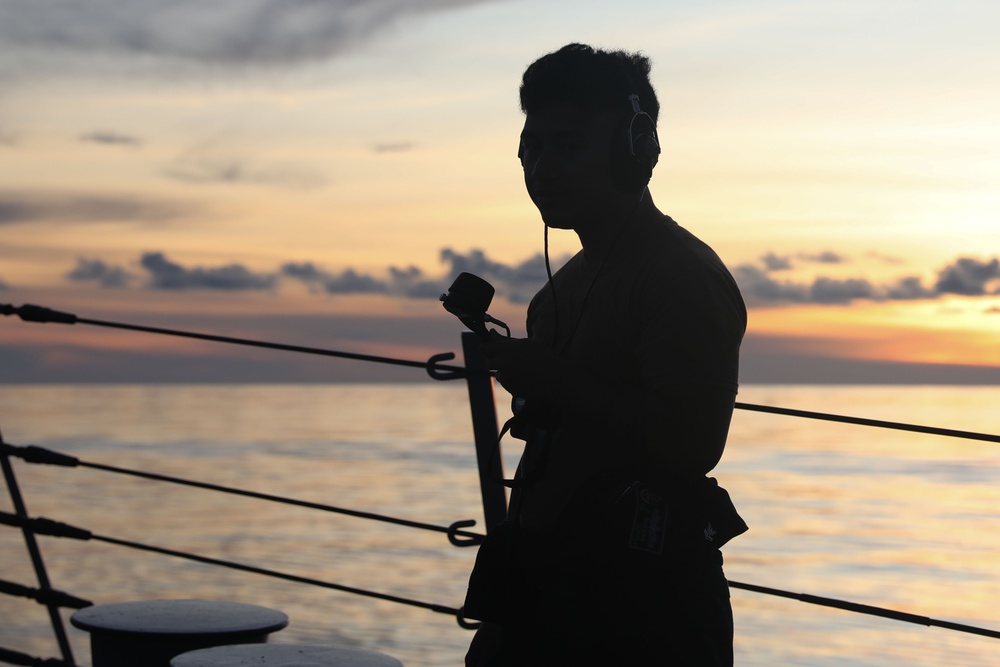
(483, 335, 734, 476)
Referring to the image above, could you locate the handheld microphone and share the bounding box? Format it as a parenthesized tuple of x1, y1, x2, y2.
(440, 272, 507, 341)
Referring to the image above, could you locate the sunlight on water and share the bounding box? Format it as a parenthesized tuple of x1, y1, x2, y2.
(1, 384, 999, 666)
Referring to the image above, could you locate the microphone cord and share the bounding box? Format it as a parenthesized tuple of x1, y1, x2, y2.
(542, 189, 645, 352)
(544, 224, 559, 347)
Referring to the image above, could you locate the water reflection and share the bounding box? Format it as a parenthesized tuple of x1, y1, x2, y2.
(1, 384, 998, 666)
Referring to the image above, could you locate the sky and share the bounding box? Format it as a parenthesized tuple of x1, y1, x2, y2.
(1, 0, 999, 384)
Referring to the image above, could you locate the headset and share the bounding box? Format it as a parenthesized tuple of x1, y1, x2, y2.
(513, 93, 661, 346)
(517, 93, 661, 193)
(616, 93, 660, 193)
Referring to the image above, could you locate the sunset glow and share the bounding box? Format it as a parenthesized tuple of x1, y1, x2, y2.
(1, 0, 999, 383)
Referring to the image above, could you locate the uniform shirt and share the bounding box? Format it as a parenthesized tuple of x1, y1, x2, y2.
(513, 214, 747, 532)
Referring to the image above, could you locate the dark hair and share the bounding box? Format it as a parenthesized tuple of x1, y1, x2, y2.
(519, 43, 659, 125)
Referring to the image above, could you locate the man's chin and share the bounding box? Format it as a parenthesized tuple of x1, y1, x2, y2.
(538, 210, 575, 230)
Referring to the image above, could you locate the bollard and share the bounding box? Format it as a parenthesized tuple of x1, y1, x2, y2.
(70, 599, 289, 667)
(170, 643, 404, 666)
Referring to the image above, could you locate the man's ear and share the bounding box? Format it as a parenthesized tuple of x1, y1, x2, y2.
(611, 96, 660, 193)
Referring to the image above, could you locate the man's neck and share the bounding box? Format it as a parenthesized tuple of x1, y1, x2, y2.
(576, 190, 661, 265)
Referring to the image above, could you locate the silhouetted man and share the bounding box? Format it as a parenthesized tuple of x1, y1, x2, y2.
(464, 44, 748, 666)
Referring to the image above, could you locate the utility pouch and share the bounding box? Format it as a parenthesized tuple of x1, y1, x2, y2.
(615, 481, 670, 555)
(611, 476, 748, 555)
(463, 522, 515, 625)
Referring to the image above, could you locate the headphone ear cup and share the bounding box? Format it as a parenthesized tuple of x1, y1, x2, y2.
(634, 132, 660, 170)
(612, 113, 660, 192)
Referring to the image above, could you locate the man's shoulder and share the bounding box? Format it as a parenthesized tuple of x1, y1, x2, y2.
(626, 218, 746, 322)
(628, 216, 730, 279)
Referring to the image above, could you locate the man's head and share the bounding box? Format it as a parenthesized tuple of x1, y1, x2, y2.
(517, 44, 660, 230)
(519, 43, 659, 128)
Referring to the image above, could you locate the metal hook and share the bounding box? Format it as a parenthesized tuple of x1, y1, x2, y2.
(447, 519, 484, 547)
(426, 352, 467, 381)
(456, 606, 483, 630)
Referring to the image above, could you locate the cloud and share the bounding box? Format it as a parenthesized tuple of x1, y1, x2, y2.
(141, 252, 278, 291)
(0, 276, 8, 290)
(798, 250, 846, 264)
(279, 248, 554, 303)
(0, 0, 498, 69)
(438, 248, 551, 304)
(731, 265, 809, 304)
(279, 260, 441, 299)
(281, 262, 389, 295)
(808, 276, 877, 304)
(65, 248, 551, 300)
(71, 249, 1000, 308)
(0, 191, 194, 225)
(760, 252, 792, 272)
(734, 253, 1000, 306)
(865, 251, 906, 265)
(884, 276, 935, 300)
(280, 260, 438, 297)
(758, 250, 846, 273)
(163, 155, 326, 189)
(79, 131, 141, 146)
(933, 257, 1000, 296)
(389, 265, 447, 299)
(65, 258, 134, 288)
(373, 142, 417, 154)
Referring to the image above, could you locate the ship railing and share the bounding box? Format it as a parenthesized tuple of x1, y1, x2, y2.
(2, 302, 1000, 666)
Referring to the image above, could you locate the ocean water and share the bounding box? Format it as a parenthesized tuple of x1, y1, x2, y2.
(1, 383, 999, 666)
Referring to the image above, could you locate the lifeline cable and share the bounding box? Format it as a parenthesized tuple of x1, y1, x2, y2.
(0, 303, 480, 377)
(0, 578, 91, 609)
(735, 402, 1000, 444)
(6, 303, 998, 444)
(0, 511, 465, 625)
(727, 580, 1000, 640)
(0, 442, 484, 544)
(0, 646, 73, 667)
(4, 510, 999, 639)
(0, 435, 76, 665)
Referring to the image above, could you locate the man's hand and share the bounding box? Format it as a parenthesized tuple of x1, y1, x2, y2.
(480, 335, 735, 476)
(481, 332, 563, 401)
